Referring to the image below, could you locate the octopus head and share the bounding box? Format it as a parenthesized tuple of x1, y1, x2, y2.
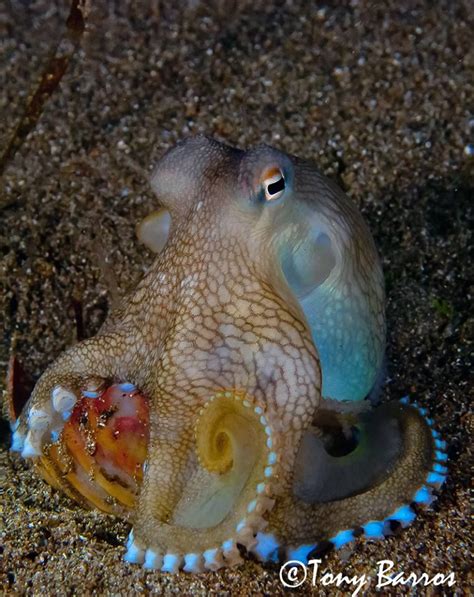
(147, 135, 385, 403)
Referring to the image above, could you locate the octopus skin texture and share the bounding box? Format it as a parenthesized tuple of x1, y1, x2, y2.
(10, 136, 447, 574)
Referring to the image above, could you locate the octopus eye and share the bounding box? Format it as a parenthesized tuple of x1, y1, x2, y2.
(262, 168, 285, 201)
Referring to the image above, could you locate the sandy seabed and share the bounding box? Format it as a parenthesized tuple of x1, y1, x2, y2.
(0, 1, 472, 595)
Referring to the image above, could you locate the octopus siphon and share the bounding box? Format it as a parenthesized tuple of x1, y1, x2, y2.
(10, 136, 447, 573)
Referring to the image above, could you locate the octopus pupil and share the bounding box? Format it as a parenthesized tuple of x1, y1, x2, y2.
(267, 176, 285, 195)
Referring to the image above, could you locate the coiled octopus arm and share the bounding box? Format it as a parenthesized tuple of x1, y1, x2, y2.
(10, 136, 446, 573)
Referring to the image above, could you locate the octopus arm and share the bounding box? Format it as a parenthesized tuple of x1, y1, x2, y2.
(252, 400, 447, 563)
(124, 391, 281, 573)
(11, 332, 132, 459)
(293, 402, 404, 503)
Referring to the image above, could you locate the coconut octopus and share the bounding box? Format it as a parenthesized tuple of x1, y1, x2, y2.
(10, 136, 447, 574)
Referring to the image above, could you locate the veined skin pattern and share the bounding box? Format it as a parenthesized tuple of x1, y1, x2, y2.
(11, 136, 446, 574)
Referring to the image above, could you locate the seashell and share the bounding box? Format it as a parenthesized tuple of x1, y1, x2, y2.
(37, 383, 149, 515)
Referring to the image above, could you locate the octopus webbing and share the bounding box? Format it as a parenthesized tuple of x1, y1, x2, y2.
(10, 136, 447, 574)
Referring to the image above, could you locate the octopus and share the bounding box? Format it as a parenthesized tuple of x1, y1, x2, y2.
(10, 136, 447, 574)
